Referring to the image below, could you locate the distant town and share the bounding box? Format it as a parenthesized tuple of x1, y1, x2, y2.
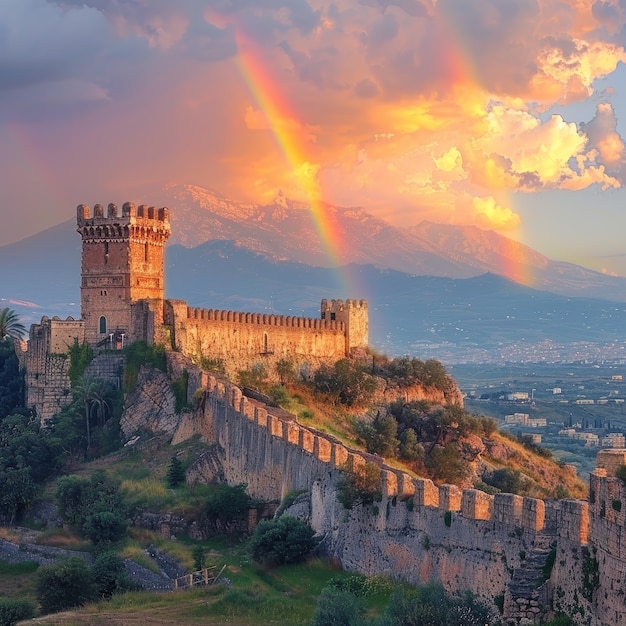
(455, 361, 626, 477)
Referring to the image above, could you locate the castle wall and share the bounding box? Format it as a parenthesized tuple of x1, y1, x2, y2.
(23, 317, 83, 422)
(165, 300, 351, 379)
(128, 355, 598, 624)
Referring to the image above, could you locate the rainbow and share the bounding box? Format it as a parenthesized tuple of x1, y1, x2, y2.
(234, 28, 348, 279)
(432, 6, 534, 288)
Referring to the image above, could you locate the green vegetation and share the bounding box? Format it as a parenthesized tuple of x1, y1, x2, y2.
(237, 363, 269, 390)
(250, 516, 320, 566)
(0, 309, 26, 341)
(337, 462, 382, 510)
(616, 464, 626, 488)
(205, 483, 251, 532)
(56, 470, 128, 549)
(581, 548, 599, 602)
(0, 411, 61, 523)
(0, 596, 35, 626)
(166, 455, 186, 488)
(36, 557, 97, 614)
(123, 342, 167, 391)
(312, 359, 377, 407)
(67, 339, 93, 387)
(172, 368, 190, 412)
(0, 340, 24, 421)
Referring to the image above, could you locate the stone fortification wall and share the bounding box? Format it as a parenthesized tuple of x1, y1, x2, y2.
(23, 316, 82, 421)
(165, 300, 351, 380)
(585, 461, 626, 626)
(136, 355, 595, 624)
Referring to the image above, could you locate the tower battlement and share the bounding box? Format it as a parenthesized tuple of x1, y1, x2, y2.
(77, 201, 170, 346)
(77, 202, 170, 225)
(321, 299, 368, 350)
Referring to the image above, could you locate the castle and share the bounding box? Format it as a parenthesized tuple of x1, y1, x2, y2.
(23, 202, 369, 420)
(16, 202, 626, 624)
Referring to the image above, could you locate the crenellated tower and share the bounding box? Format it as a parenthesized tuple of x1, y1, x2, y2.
(321, 298, 369, 355)
(77, 202, 171, 346)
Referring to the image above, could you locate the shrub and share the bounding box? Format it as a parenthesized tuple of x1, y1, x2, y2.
(249, 515, 319, 565)
(337, 462, 382, 510)
(381, 584, 494, 626)
(56, 470, 128, 544)
(123, 342, 166, 391)
(0, 597, 35, 626)
(67, 339, 93, 387)
(355, 413, 399, 458)
(312, 359, 376, 406)
(424, 442, 469, 485)
(83, 510, 128, 548)
(311, 587, 366, 626)
(237, 363, 268, 390)
(92, 552, 133, 599)
(171, 369, 189, 412)
(205, 483, 251, 527)
(485, 468, 524, 495)
(37, 557, 97, 614)
(616, 464, 626, 487)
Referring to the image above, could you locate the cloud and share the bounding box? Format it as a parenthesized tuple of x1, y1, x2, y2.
(580, 102, 626, 182)
(2, 0, 626, 248)
(471, 196, 521, 230)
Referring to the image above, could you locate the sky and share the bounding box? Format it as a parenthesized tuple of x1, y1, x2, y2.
(1, 0, 626, 272)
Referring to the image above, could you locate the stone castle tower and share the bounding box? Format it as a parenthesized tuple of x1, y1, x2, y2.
(77, 202, 170, 347)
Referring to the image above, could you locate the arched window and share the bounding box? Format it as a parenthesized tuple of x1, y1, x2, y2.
(99, 316, 107, 334)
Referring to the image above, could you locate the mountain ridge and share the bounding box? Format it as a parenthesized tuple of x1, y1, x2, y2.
(3, 183, 626, 362)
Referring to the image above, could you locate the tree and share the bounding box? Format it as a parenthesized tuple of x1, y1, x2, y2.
(0, 340, 23, 420)
(0, 597, 35, 626)
(0, 468, 37, 525)
(312, 359, 377, 406)
(250, 515, 319, 565)
(56, 470, 127, 541)
(91, 552, 132, 598)
(166, 455, 186, 488)
(275, 359, 295, 384)
(72, 376, 111, 449)
(36, 557, 97, 614)
(205, 483, 251, 530)
(83, 510, 128, 548)
(337, 462, 382, 510)
(311, 587, 366, 626)
(0, 308, 26, 341)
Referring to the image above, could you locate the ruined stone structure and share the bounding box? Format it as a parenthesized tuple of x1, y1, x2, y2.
(23, 202, 368, 420)
(119, 353, 623, 626)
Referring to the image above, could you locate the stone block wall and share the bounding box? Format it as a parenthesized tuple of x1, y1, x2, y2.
(125, 353, 618, 625)
(165, 300, 351, 380)
(23, 317, 81, 421)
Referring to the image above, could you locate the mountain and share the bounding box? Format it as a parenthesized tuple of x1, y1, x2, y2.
(2, 183, 626, 362)
(155, 183, 626, 301)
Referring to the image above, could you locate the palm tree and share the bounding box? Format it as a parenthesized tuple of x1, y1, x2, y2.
(73, 376, 110, 449)
(0, 308, 26, 340)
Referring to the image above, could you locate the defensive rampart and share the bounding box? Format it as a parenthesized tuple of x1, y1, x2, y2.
(20, 316, 84, 421)
(143, 355, 606, 624)
(165, 300, 354, 379)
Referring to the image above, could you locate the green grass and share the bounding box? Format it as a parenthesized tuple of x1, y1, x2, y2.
(0, 560, 40, 603)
